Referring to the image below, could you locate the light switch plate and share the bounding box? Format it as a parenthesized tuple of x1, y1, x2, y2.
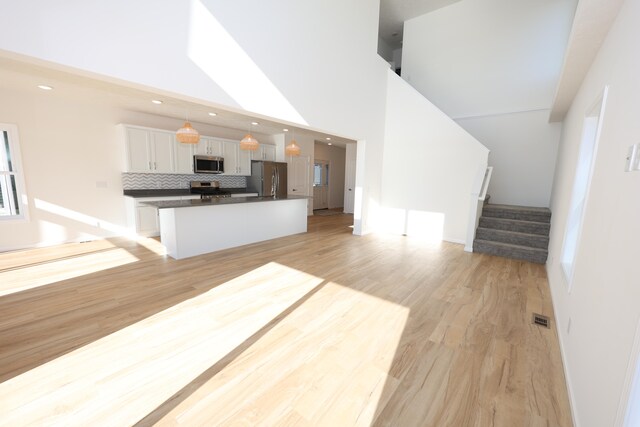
(626, 144, 640, 172)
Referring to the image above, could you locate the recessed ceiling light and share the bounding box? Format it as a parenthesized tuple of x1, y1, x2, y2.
(251, 122, 259, 126)
(37, 85, 53, 90)
(328, 143, 332, 146)
(208, 112, 217, 116)
(151, 99, 163, 104)
(283, 128, 289, 132)
(326, 137, 331, 141)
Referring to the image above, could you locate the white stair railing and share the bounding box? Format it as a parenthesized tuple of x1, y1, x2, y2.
(464, 166, 493, 252)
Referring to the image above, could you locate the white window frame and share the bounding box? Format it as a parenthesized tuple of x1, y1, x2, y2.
(0, 123, 28, 222)
(560, 87, 608, 291)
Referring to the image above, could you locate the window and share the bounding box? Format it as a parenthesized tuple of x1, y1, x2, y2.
(0, 124, 26, 220)
(313, 161, 329, 187)
(560, 88, 607, 289)
(314, 163, 322, 186)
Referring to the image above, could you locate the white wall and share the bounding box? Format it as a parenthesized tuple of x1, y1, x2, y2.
(457, 110, 562, 207)
(546, 0, 640, 425)
(380, 70, 489, 243)
(0, 0, 389, 236)
(314, 143, 345, 209)
(377, 37, 394, 63)
(392, 48, 402, 71)
(401, 0, 576, 207)
(0, 82, 275, 251)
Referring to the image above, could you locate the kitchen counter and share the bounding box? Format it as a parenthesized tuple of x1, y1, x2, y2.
(142, 195, 309, 209)
(123, 188, 257, 198)
(154, 196, 309, 260)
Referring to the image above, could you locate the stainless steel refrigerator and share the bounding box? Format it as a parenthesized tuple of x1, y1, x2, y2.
(247, 161, 288, 198)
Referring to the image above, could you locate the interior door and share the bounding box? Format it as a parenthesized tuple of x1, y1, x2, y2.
(344, 159, 356, 213)
(343, 143, 356, 213)
(289, 155, 310, 196)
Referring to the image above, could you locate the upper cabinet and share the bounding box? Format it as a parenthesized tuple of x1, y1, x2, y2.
(251, 145, 276, 162)
(175, 138, 195, 174)
(222, 140, 251, 175)
(122, 124, 253, 175)
(196, 137, 222, 156)
(124, 126, 175, 173)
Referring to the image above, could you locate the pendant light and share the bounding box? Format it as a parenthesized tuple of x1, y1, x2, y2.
(176, 112, 200, 144)
(285, 129, 301, 157)
(240, 122, 259, 151)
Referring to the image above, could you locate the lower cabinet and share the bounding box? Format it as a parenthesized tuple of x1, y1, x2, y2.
(126, 195, 200, 237)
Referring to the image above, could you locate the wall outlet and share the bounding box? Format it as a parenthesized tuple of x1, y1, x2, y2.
(96, 181, 108, 188)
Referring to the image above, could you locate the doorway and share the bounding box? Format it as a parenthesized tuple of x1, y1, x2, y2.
(313, 160, 329, 210)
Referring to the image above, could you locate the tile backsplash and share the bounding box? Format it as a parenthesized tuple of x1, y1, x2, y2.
(122, 173, 246, 190)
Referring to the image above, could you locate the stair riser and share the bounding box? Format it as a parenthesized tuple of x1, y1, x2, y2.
(482, 209, 551, 223)
(479, 217, 550, 236)
(475, 229, 549, 249)
(473, 241, 548, 264)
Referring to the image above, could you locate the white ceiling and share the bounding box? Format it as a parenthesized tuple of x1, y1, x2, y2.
(379, 0, 462, 49)
(549, 0, 625, 121)
(0, 54, 355, 148)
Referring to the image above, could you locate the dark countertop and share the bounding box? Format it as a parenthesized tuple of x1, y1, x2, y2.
(123, 188, 256, 198)
(141, 195, 309, 209)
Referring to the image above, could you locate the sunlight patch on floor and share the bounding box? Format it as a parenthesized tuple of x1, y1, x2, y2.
(0, 248, 139, 297)
(153, 280, 409, 426)
(0, 262, 323, 426)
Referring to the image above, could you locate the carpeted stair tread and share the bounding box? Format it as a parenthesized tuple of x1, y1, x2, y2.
(482, 204, 551, 222)
(483, 204, 551, 214)
(473, 239, 548, 264)
(475, 227, 549, 249)
(478, 217, 550, 235)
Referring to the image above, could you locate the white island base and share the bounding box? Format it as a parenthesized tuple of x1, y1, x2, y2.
(157, 198, 308, 260)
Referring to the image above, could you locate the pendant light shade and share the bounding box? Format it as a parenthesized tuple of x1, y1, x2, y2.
(285, 135, 301, 157)
(240, 133, 259, 151)
(176, 121, 200, 144)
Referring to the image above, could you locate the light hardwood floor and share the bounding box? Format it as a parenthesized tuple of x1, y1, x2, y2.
(0, 214, 573, 426)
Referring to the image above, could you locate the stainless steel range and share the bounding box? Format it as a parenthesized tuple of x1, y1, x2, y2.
(189, 181, 231, 199)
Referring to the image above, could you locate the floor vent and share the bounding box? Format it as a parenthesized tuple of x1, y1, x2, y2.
(532, 313, 550, 328)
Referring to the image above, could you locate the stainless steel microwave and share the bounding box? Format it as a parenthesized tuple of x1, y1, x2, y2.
(194, 155, 224, 174)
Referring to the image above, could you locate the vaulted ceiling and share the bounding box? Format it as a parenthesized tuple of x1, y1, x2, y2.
(378, 0, 462, 49)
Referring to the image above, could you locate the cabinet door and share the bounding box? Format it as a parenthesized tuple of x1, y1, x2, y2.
(222, 140, 239, 175)
(250, 146, 264, 161)
(136, 205, 159, 235)
(208, 139, 222, 156)
(151, 131, 175, 173)
(175, 136, 195, 174)
(195, 137, 210, 155)
(237, 147, 252, 175)
(126, 128, 152, 172)
(262, 145, 276, 161)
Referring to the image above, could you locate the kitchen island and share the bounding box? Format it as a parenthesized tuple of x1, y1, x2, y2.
(142, 196, 308, 260)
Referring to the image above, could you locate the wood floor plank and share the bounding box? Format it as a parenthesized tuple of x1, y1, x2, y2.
(0, 214, 573, 426)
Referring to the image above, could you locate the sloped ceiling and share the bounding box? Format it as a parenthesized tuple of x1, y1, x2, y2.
(549, 0, 625, 122)
(378, 0, 462, 49)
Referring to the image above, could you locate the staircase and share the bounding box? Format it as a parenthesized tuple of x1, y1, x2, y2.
(473, 204, 551, 264)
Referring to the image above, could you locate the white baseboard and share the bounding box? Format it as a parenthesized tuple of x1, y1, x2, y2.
(546, 262, 581, 427)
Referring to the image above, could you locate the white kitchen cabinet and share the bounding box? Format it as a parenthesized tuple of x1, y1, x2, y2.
(196, 137, 222, 156)
(123, 126, 175, 173)
(175, 137, 195, 174)
(251, 145, 276, 162)
(136, 204, 160, 236)
(222, 140, 251, 175)
(126, 195, 200, 237)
